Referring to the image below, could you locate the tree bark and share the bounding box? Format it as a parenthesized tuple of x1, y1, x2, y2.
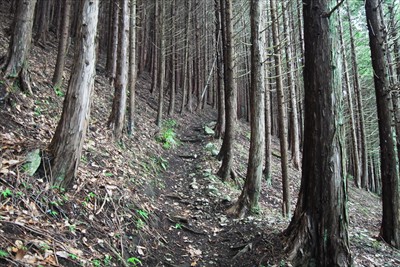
(106, 1, 119, 84)
(127, 0, 137, 135)
(345, 0, 369, 189)
(48, 0, 98, 190)
(108, 0, 129, 140)
(156, 0, 166, 127)
(284, 0, 351, 265)
(216, 0, 236, 181)
(270, 0, 290, 217)
(365, 0, 400, 249)
(4, 0, 37, 94)
(214, 0, 225, 138)
(227, 0, 264, 218)
(281, 1, 300, 171)
(52, 0, 71, 89)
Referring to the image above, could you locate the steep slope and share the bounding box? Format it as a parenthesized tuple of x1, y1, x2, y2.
(0, 6, 399, 267)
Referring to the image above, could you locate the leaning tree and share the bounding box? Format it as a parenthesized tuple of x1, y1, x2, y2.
(365, 0, 400, 249)
(48, 0, 99, 189)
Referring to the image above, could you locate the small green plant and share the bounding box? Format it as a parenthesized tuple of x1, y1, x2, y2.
(136, 218, 145, 229)
(51, 185, 65, 193)
(0, 249, 9, 258)
(53, 85, 64, 97)
(68, 253, 78, 260)
(68, 224, 76, 233)
(156, 119, 179, 149)
(86, 192, 96, 201)
(39, 243, 50, 251)
(104, 172, 113, 177)
(163, 119, 177, 129)
(136, 209, 148, 219)
(104, 255, 112, 265)
(1, 188, 12, 198)
(92, 259, 101, 267)
(21, 182, 32, 190)
(48, 210, 58, 216)
(127, 257, 142, 267)
(175, 223, 182, 229)
(34, 107, 42, 116)
(151, 156, 168, 171)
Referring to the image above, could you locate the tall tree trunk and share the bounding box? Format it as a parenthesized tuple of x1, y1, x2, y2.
(4, 0, 37, 95)
(106, 1, 119, 85)
(156, 0, 165, 127)
(338, 5, 360, 186)
(179, 0, 191, 114)
(263, 29, 272, 186)
(227, 0, 264, 218)
(284, 0, 351, 265)
(52, 0, 71, 89)
(108, 0, 129, 140)
(34, 0, 50, 46)
(167, 0, 176, 116)
(388, 3, 400, 173)
(365, 0, 400, 249)
(345, 0, 369, 189)
(127, 0, 137, 135)
(214, 0, 225, 138)
(270, 0, 290, 217)
(281, 1, 300, 171)
(217, 0, 236, 181)
(48, 0, 98, 190)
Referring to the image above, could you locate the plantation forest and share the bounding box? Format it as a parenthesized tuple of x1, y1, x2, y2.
(0, 0, 400, 266)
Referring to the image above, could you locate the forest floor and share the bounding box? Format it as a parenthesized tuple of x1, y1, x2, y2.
(1, 7, 400, 267)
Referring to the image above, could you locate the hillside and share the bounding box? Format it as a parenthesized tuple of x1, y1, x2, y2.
(1, 5, 400, 267)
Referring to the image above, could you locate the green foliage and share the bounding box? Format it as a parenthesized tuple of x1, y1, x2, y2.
(48, 210, 58, 216)
(53, 85, 64, 97)
(104, 255, 112, 265)
(151, 156, 168, 171)
(136, 209, 148, 219)
(156, 119, 180, 149)
(1, 188, 12, 198)
(175, 223, 182, 229)
(39, 243, 50, 251)
(68, 253, 78, 260)
(136, 218, 145, 229)
(0, 250, 8, 258)
(163, 119, 177, 129)
(34, 107, 42, 116)
(104, 172, 113, 177)
(127, 257, 142, 267)
(91, 259, 101, 267)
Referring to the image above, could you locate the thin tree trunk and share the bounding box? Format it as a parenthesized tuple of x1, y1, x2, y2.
(338, 5, 360, 186)
(227, 0, 265, 218)
(270, 0, 290, 217)
(127, 0, 137, 135)
(281, 1, 300, 171)
(156, 0, 166, 127)
(217, 0, 236, 181)
(52, 0, 71, 89)
(108, 0, 129, 140)
(346, 0, 369, 189)
(214, 0, 225, 138)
